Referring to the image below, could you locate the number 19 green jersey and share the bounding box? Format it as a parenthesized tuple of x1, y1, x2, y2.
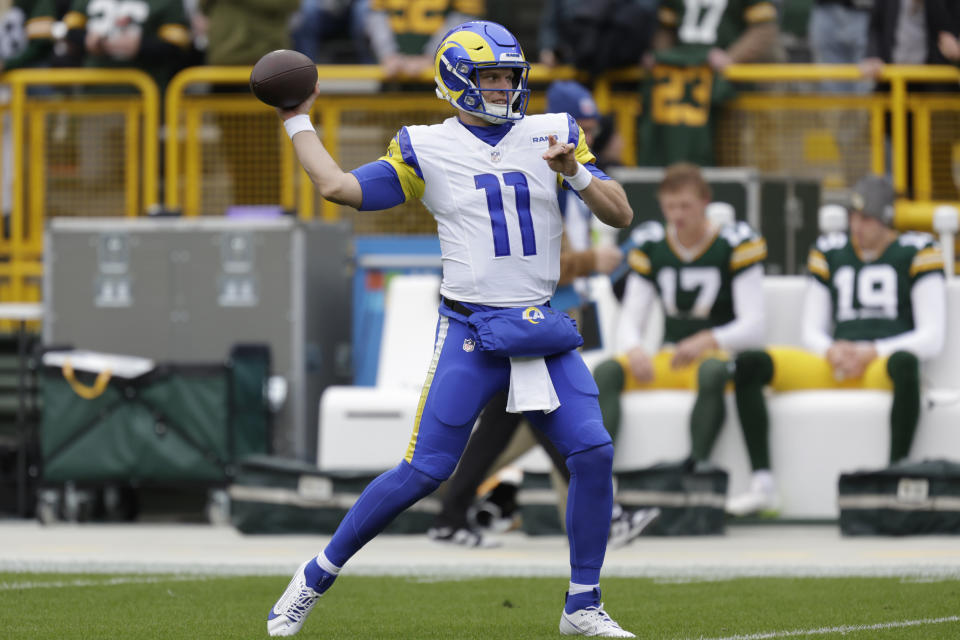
(808, 232, 944, 342)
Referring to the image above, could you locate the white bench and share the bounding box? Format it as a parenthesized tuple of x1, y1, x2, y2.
(613, 278, 960, 518)
(317, 274, 960, 519)
(317, 274, 439, 471)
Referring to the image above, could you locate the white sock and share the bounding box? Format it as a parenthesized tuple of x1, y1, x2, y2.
(568, 582, 599, 596)
(752, 469, 775, 494)
(316, 551, 341, 575)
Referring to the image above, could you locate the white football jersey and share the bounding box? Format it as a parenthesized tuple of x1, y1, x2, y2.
(382, 113, 596, 307)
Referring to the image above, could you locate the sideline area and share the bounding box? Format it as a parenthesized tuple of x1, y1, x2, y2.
(2, 521, 960, 579)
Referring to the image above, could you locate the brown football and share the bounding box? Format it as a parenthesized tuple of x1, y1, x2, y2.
(249, 50, 318, 109)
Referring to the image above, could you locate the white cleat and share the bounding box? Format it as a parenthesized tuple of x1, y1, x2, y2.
(560, 603, 637, 637)
(726, 486, 778, 517)
(267, 560, 323, 637)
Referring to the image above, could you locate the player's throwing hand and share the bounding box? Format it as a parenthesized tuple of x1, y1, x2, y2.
(278, 82, 322, 120)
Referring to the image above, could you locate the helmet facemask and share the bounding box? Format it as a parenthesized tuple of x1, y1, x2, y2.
(463, 65, 529, 124)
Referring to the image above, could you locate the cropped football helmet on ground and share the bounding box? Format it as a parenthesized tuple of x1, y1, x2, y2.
(434, 21, 530, 124)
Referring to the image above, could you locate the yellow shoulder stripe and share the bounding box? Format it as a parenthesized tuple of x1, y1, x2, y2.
(658, 7, 678, 27)
(745, 2, 778, 23)
(573, 125, 597, 166)
(730, 238, 767, 271)
(807, 249, 830, 280)
(628, 249, 652, 275)
(63, 11, 86, 29)
(453, 0, 484, 15)
(159, 24, 191, 49)
(910, 247, 945, 277)
(379, 134, 425, 202)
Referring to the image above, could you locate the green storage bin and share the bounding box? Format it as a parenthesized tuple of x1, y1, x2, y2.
(229, 455, 437, 534)
(40, 346, 269, 485)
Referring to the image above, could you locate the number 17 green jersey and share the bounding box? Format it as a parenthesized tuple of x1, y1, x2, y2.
(626, 220, 766, 344)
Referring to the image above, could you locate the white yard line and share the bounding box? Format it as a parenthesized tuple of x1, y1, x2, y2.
(693, 615, 960, 640)
(0, 575, 213, 590)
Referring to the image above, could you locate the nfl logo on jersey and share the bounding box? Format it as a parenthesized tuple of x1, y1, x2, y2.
(490, 150, 502, 163)
(462, 338, 476, 352)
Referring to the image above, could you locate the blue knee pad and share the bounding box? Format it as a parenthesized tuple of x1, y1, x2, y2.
(566, 443, 614, 480)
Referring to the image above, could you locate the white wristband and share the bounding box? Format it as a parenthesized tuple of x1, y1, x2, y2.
(566, 163, 592, 191)
(284, 114, 315, 140)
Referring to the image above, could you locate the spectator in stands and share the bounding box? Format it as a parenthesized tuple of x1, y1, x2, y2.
(0, 0, 64, 222)
(730, 175, 946, 516)
(199, 0, 299, 66)
(65, 0, 191, 90)
(365, 0, 482, 79)
(63, 0, 191, 183)
(0, 1, 60, 73)
(638, 0, 780, 166)
(650, 0, 780, 72)
(857, 0, 959, 196)
(809, 0, 874, 93)
(859, 0, 960, 80)
(200, 0, 299, 207)
(181, 0, 208, 67)
(537, 0, 656, 78)
(291, 0, 371, 64)
(592, 163, 768, 504)
(426, 81, 654, 550)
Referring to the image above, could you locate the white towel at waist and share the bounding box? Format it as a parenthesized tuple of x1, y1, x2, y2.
(506, 356, 560, 413)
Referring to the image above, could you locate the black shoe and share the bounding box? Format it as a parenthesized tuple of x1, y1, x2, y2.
(470, 481, 519, 531)
(609, 507, 661, 548)
(426, 526, 501, 548)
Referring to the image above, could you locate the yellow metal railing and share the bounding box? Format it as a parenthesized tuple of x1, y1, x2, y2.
(163, 64, 577, 221)
(0, 63, 956, 302)
(1, 68, 159, 302)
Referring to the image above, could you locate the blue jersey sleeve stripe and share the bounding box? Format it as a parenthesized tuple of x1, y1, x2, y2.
(350, 160, 406, 211)
(561, 162, 609, 192)
(586, 162, 610, 181)
(566, 113, 579, 146)
(398, 127, 423, 180)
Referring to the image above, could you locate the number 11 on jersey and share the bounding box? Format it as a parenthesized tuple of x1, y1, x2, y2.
(475, 172, 536, 257)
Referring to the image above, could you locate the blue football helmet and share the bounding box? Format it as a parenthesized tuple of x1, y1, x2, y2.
(434, 21, 530, 124)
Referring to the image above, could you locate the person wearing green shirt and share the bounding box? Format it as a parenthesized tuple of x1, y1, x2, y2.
(729, 174, 947, 516)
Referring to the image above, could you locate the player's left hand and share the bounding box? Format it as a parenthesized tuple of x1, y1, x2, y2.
(543, 134, 577, 176)
(671, 330, 718, 369)
(707, 47, 733, 71)
(845, 342, 879, 379)
(939, 32, 960, 62)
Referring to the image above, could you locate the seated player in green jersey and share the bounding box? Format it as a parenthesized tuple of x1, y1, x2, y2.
(594, 162, 768, 485)
(730, 175, 947, 516)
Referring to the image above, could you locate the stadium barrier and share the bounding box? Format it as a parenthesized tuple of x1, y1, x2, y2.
(1, 68, 159, 311)
(0, 64, 957, 305)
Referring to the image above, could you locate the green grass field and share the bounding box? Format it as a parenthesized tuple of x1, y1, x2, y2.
(2, 572, 959, 639)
